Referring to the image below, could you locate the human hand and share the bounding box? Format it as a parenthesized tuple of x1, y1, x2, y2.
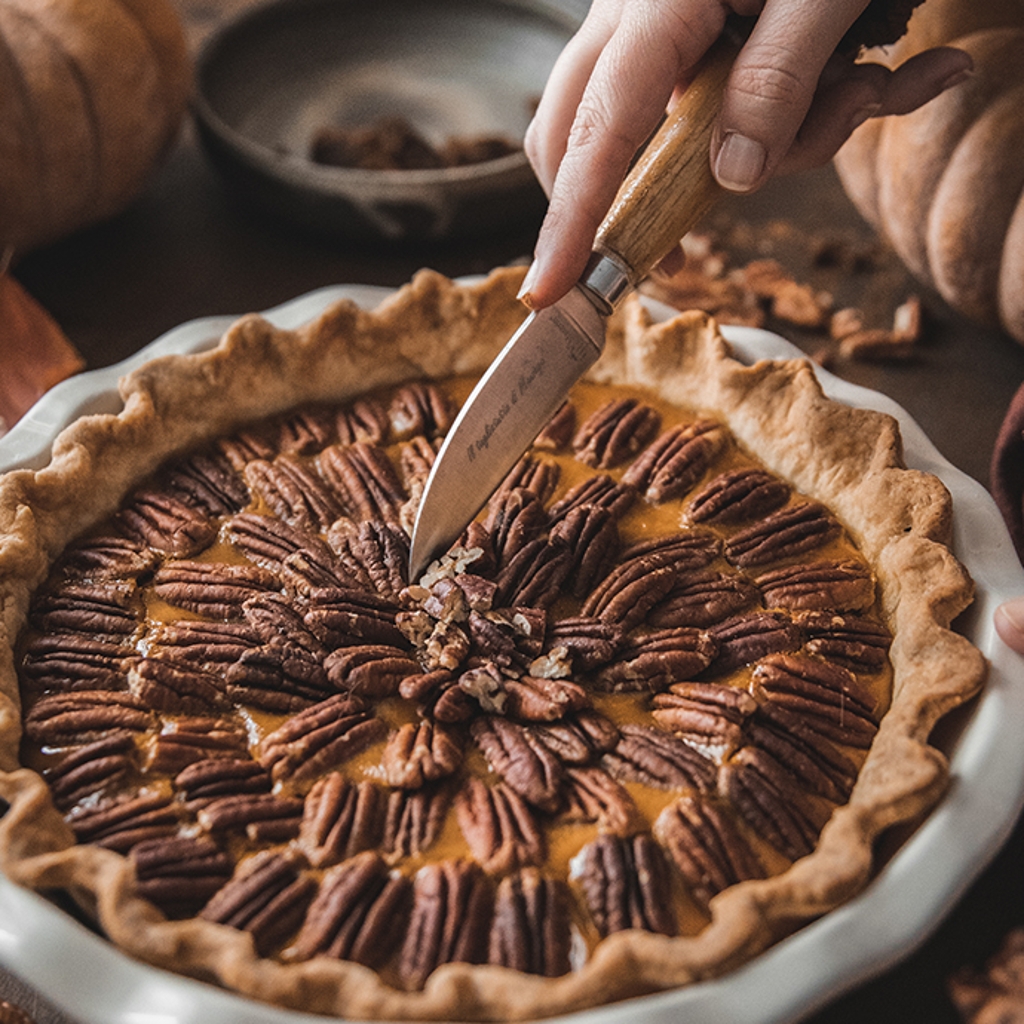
(995, 599, 1024, 655)
(520, 0, 973, 309)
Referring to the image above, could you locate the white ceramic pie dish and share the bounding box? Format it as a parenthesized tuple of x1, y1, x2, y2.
(1, 283, 1023, 1024)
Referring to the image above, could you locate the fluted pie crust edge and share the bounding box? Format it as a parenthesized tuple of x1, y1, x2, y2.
(0, 267, 986, 1021)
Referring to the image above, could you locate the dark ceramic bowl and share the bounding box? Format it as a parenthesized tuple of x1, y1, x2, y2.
(193, 0, 584, 243)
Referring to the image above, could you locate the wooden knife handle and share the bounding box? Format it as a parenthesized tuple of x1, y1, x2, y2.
(594, 34, 738, 286)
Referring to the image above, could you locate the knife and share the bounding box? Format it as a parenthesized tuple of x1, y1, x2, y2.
(408, 33, 738, 580)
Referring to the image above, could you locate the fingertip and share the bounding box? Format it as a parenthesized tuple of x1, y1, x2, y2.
(712, 130, 768, 193)
(994, 598, 1024, 655)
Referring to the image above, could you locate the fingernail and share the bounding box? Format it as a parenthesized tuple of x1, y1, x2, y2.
(714, 132, 767, 193)
(517, 260, 539, 308)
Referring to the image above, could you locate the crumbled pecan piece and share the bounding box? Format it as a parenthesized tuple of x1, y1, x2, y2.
(200, 850, 317, 957)
(153, 560, 280, 620)
(383, 720, 463, 788)
(68, 791, 180, 853)
(530, 709, 620, 764)
(560, 766, 644, 836)
(337, 397, 390, 446)
(750, 653, 879, 748)
(324, 643, 420, 698)
(756, 559, 875, 612)
(258, 694, 386, 783)
(456, 777, 546, 874)
(45, 733, 137, 810)
(298, 774, 387, 867)
(720, 746, 831, 861)
(647, 570, 761, 629)
(654, 795, 764, 908)
(244, 455, 346, 533)
(798, 610, 891, 673)
(575, 833, 676, 937)
(23, 689, 154, 746)
(162, 448, 250, 517)
(398, 859, 493, 989)
(131, 835, 234, 918)
(602, 723, 716, 793)
(534, 400, 576, 451)
(725, 501, 842, 568)
(389, 381, 456, 440)
(290, 851, 412, 966)
(546, 474, 636, 525)
(687, 467, 791, 525)
(493, 537, 573, 610)
(549, 504, 620, 598)
(383, 784, 452, 858)
(471, 716, 564, 812)
(304, 586, 405, 648)
(622, 419, 728, 503)
(489, 868, 572, 977)
(485, 487, 548, 568)
(596, 627, 717, 693)
(145, 716, 250, 774)
(707, 612, 803, 674)
(573, 398, 661, 468)
(543, 616, 623, 671)
(30, 580, 141, 639)
(277, 406, 336, 454)
(128, 656, 229, 716)
(319, 442, 407, 524)
(174, 758, 271, 808)
(54, 533, 159, 582)
(503, 674, 589, 722)
(197, 793, 304, 842)
(651, 681, 757, 755)
(114, 489, 217, 557)
(20, 633, 132, 692)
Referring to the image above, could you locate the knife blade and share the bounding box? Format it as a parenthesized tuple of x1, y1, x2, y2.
(408, 32, 738, 580)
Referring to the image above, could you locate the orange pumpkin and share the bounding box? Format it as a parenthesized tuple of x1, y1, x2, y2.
(834, 0, 1024, 344)
(0, 0, 192, 254)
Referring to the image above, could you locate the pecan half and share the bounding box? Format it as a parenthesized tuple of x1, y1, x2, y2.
(489, 869, 571, 977)
(595, 628, 717, 693)
(543, 616, 623, 671)
(216, 429, 277, 470)
(398, 859, 493, 989)
(54, 533, 159, 582)
(485, 487, 549, 568)
(298, 774, 387, 868)
(304, 586, 405, 648)
(30, 580, 141, 640)
(68, 791, 180, 852)
(277, 406, 336, 455)
(756, 559, 875, 612)
(244, 455, 345, 533)
(382, 720, 463, 788)
(175, 757, 271, 808)
(153, 561, 280, 620)
(45, 733, 137, 810)
(290, 851, 412, 966)
(549, 504, 620, 598)
(128, 657, 229, 715)
(147, 619, 261, 668)
(575, 833, 676, 937)
(242, 593, 324, 657)
(383, 784, 452, 859)
(651, 681, 757, 756)
(162, 448, 250, 517)
(456, 777, 546, 874)
(534, 400, 576, 451)
(560, 766, 644, 836)
(470, 717, 564, 812)
(503, 675, 588, 723)
(318, 442, 407, 524)
(573, 398, 661, 468)
(225, 513, 340, 581)
(343, 520, 410, 603)
(399, 669, 475, 723)
(389, 381, 456, 440)
(199, 850, 317, 957)
(324, 643, 420, 698)
(647, 570, 761, 629)
(258, 694, 386, 783)
(145, 716, 250, 774)
(490, 455, 561, 508)
(530, 709, 620, 765)
(546, 474, 636, 525)
(493, 537, 573, 610)
(622, 419, 728, 503)
(399, 435, 438, 506)
(131, 835, 234, 918)
(798, 610, 892, 673)
(725, 501, 842, 568)
(197, 793, 304, 842)
(23, 690, 154, 746)
(20, 633, 132, 692)
(223, 644, 331, 712)
(707, 612, 803, 675)
(337, 397, 390, 446)
(114, 489, 217, 557)
(602, 723, 716, 793)
(687, 468, 791, 525)
(653, 795, 764, 909)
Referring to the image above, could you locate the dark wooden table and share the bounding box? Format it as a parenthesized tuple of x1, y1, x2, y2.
(4, 1, 1024, 1021)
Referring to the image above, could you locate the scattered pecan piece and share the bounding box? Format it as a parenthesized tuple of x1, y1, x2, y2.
(543, 616, 623, 671)
(23, 689, 153, 746)
(398, 859, 493, 989)
(573, 398, 661, 468)
(622, 419, 728, 503)
(131, 835, 234, 918)
(471, 716, 564, 812)
(546, 474, 636, 525)
(291, 851, 412, 966)
(336, 397, 389, 446)
(534, 400, 576, 451)
(277, 406, 336, 454)
(647, 570, 761, 629)
(651, 681, 757, 756)
(162, 448, 250, 516)
(596, 627, 717, 692)
(68, 791, 180, 852)
(153, 560, 280, 620)
(383, 720, 463, 788)
(258, 694, 386, 783)
(383, 784, 452, 859)
(128, 656, 229, 715)
(756, 559, 875, 612)
(549, 504, 620, 598)
(20, 633, 132, 692)
(798, 610, 891, 673)
(720, 746, 831, 861)
(603, 723, 716, 793)
(318, 442, 407, 524)
(298, 774, 386, 867)
(654, 795, 764, 909)
(389, 381, 456, 440)
(575, 833, 676, 937)
(489, 868, 571, 977)
(324, 643, 420, 698)
(145, 716, 250, 773)
(560, 766, 644, 836)
(174, 757, 271, 809)
(244, 455, 345, 533)
(707, 612, 803, 674)
(45, 733, 137, 810)
(30, 580, 140, 639)
(688, 467, 791, 525)
(456, 777, 546, 874)
(200, 850, 317, 957)
(725, 501, 842, 568)
(114, 489, 217, 557)
(304, 586, 405, 648)
(530, 709, 620, 765)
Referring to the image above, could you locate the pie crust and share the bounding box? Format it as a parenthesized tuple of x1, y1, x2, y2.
(0, 267, 985, 1020)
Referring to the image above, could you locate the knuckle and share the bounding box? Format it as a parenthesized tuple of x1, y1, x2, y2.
(731, 51, 812, 109)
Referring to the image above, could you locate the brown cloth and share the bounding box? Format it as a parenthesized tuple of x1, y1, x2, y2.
(990, 380, 1024, 564)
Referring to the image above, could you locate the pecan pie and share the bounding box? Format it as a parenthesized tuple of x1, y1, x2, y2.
(0, 268, 985, 1020)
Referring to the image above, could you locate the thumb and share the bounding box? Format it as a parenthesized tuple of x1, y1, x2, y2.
(995, 598, 1024, 655)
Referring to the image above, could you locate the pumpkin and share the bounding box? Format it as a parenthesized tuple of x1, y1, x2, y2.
(0, 0, 192, 254)
(834, 0, 1024, 344)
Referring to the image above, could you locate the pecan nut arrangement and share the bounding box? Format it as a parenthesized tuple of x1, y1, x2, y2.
(0, 268, 985, 1020)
